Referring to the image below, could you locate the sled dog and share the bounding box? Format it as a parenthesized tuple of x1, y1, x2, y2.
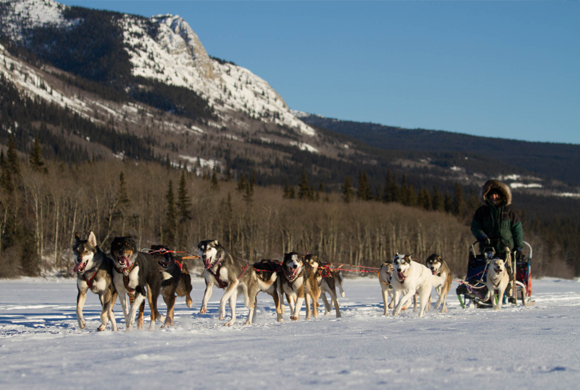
(318, 262, 342, 318)
(111, 236, 163, 331)
(150, 245, 193, 328)
(302, 254, 323, 319)
(73, 231, 118, 331)
(485, 252, 510, 311)
(278, 252, 310, 321)
(197, 239, 276, 326)
(253, 259, 283, 322)
(378, 260, 397, 316)
(425, 253, 453, 313)
(391, 253, 433, 317)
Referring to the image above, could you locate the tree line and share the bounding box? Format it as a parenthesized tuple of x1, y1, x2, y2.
(0, 137, 571, 279)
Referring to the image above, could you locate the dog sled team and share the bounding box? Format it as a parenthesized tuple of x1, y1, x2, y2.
(73, 230, 467, 332)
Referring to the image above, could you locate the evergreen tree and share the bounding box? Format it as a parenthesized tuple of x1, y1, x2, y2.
(177, 171, 192, 222)
(226, 166, 232, 181)
(432, 185, 444, 211)
(29, 133, 47, 173)
(6, 135, 20, 177)
(407, 183, 418, 207)
(390, 173, 400, 203)
(444, 190, 453, 214)
(343, 176, 354, 203)
(418, 187, 432, 210)
(357, 171, 371, 201)
(283, 178, 291, 199)
(289, 186, 296, 199)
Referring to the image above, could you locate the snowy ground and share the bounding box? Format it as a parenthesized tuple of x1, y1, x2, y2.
(1, 276, 579, 389)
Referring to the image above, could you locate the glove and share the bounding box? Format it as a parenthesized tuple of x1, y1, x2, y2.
(515, 247, 523, 260)
(479, 237, 491, 247)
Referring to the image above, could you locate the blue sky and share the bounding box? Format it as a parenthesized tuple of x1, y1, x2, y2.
(58, 1, 579, 145)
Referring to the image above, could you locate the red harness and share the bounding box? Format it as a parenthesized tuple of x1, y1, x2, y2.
(83, 269, 98, 289)
(208, 261, 250, 289)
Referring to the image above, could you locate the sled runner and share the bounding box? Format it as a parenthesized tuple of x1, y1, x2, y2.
(456, 241, 534, 308)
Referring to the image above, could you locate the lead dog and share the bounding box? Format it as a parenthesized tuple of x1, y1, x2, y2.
(197, 239, 276, 326)
(73, 231, 118, 331)
(391, 253, 433, 317)
(425, 253, 453, 313)
(111, 236, 163, 331)
(484, 252, 510, 311)
(150, 245, 193, 328)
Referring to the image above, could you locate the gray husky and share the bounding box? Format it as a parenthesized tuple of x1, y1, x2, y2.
(73, 231, 118, 331)
(197, 239, 277, 326)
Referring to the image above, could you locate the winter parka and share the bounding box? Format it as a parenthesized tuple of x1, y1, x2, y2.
(471, 180, 524, 255)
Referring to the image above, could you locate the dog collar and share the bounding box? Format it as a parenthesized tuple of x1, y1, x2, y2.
(82, 268, 98, 289)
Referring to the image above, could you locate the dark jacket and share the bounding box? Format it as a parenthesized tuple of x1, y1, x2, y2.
(471, 180, 523, 254)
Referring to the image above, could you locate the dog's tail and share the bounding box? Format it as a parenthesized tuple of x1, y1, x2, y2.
(257, 270, 277, 290)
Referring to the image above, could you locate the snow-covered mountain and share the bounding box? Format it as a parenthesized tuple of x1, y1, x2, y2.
(0, 0, 317, 144)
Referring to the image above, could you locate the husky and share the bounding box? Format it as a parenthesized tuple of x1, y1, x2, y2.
(378, 260, 397, 316)
(425, 253, 453, 313)
(391, 253, 433, 317)
(278, 252, 310, 321)
(302, 254, 323, 319)
(73, 231, 118, 331)
(485, 253, 510, 311)
(253, 259, 283, 322)
(197, 239, 277, 326)
(110, 236, 163, 331)
(318, 262, 342, 318)
(149, 245, 193, 328)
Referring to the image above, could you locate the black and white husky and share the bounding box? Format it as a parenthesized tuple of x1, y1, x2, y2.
(198, 239, 277, 326)
(110, 236, 163, 331)
(73, 231, 118, 331)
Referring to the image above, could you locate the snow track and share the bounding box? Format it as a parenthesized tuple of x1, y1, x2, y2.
(1, 277, 579, 389)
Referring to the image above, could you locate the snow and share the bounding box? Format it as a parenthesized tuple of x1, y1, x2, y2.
(1, 277, 579, 389)
(510, 183, 543, 189)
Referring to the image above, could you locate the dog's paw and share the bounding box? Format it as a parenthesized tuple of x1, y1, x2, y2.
(199, 307, 207, 314)
(340, 292, 346, 298)
(79, 321, 86, 330)
(186, 297, 193, 308)
(97, 324, 106, 332)
(290, 315, 299, 321)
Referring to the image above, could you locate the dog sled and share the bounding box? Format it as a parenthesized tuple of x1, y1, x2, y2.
(456, 241, 534, 308)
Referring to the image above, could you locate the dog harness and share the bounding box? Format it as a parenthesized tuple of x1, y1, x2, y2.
(208, 260, 250, 289)
(82, 268, 98, 289)
(121, 263, 137, 304)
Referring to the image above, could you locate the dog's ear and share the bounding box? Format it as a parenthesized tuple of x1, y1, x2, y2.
(74, 232, 81, 244)
(88, 231, 97, 247)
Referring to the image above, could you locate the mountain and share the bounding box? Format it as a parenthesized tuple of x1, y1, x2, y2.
(1, 0, 579, 203)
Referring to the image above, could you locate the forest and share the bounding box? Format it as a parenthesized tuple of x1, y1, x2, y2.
(0, 136, 575, 280)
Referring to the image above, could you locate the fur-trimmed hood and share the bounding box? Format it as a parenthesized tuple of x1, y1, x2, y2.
(479, 180, 512, 206)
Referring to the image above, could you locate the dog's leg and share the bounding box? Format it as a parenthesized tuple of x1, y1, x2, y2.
(418, 284, 432, 317)
(76, 286, 88, 329)
(336, 274, 345, 298)
(162, 292, 176, 328)
(393, 289, 415, 316)
(272, 290, 283, 322)
(243, 286, 258, 325)
(126, 294, 146, 331)
(381, 284, 390, 316)
(98, 292, 110, 332)
(146, 286, 159, 331)
(388, 289, 396, 309)
(137, 300, 145, 330)
(291, 286, 305, 321)
(311, 286, 321, 319)
(224, 288, 239, 326)
(107, 291, 118, 331)
(305, 293, 312, 320)
(200, 279, 214, 315)
(321, 290, 332, 315)
(220, 281, 239, 325)
(440, 280, 451, 313)
(327, 287, 341, 318)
